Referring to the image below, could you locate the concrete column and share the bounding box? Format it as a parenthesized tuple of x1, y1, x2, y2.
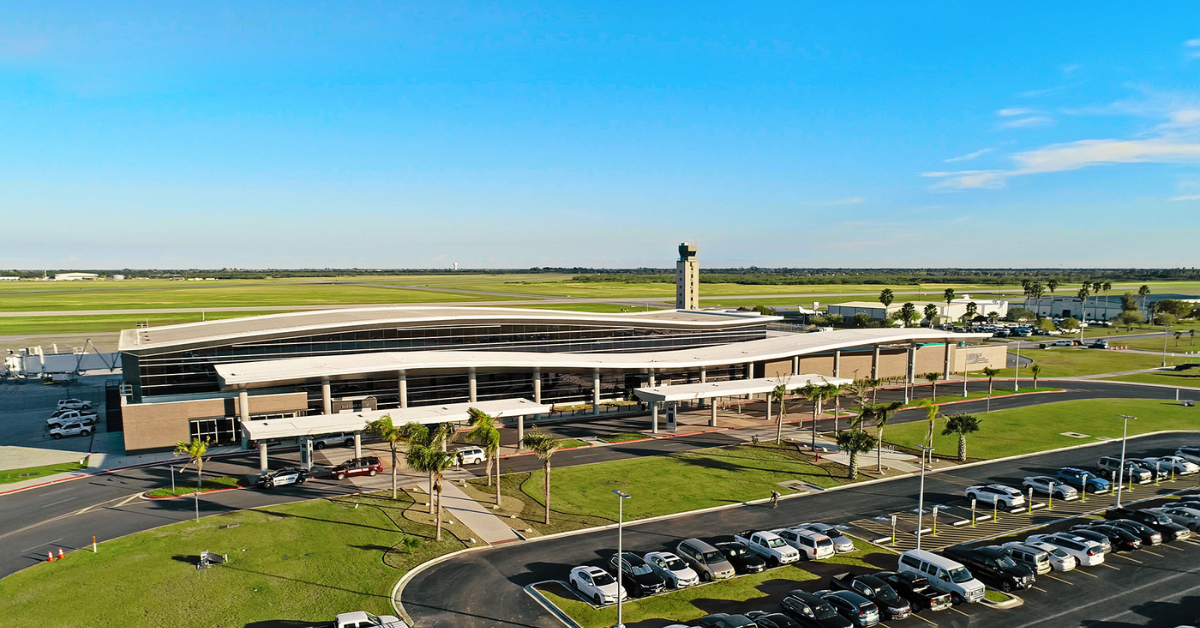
(648, 371, 656, 387)
(710, 399, 718, 427)
(398, 371, 408, 409)
(259, 442, 268, 474)
(518, 415, 525, 444)
(532, 368, 542, 404)
(766, 396, 772, 423)
(834, 350, 842, 378)
(592, 368, 601, 415)
(468, 367, 477, 403)
(872, 345, 880, 379)
(301, 438, 313, 470)
(745, 363, 753, 379)
(907, 346, 916, 384)
(238, 389, 251, 450)
(651, 402, 659, 434)
(698, 369, 707, 408)
(943, 342, 952, 379)
(354, 433, 362, 459)
(321, 378, 332, 415)
(792, 356, 799, 376)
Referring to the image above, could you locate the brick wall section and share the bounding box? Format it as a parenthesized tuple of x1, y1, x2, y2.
(124, 392, 309, 453)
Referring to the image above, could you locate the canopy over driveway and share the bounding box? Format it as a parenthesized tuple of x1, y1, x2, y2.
(633, 375, 853, 433)
(243, 397, 551, 472)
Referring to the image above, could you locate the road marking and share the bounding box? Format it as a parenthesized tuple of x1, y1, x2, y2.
(1074, 569, 1099, 578)
(1044, 574, 1073, 585)
(1160, 543, 1184, 551)
(1029, 585, 1047, 592)
(948, 607, 970, 617)
(40, 497, 77, 509)
(1099, 563, 1120, 570)
(1142, 549, 1164, 557)
(908, 612, 937, 626)
(112, 492, 142, 508)
(1112, 554, 1142, 564)
(20, 538, 62, 552)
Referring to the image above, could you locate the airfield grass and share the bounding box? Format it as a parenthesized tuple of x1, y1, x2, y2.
(0, 311, 297, 335)
(1112, 336, 1200, 353)
(0, 491, 465, 628)
(1102, 371, 1200, 388)
(976, 348, 1168, 379)
(0, 460, 87, 485)
(882, 398, 1200, 461)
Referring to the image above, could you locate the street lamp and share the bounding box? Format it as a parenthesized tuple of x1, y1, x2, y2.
(915, 445, 934, 550)
(1115, 415, 1137, 507)
(1013, 340, 1021, 392)
(612, 489, 631, 628)
(1163, 324, 1171, 368)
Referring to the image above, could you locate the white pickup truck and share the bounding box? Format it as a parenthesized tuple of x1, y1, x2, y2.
(733, 530, 800, 566)
(311, 611, 408, 628)
(48, 410, 98, 429)
(57, 398, 94, 411)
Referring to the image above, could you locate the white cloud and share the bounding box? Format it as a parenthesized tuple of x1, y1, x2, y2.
(944, 148, 992, 163)
(1187, 39, 1200, 58)
(822, 196, 865, 206)
(998, 108, 1034, 116)
(1169, 194, 1200, 201)
(1188, 39, 1200, 46)
(1020, 85, 1069, 97)
(999, 115, 1054, 128)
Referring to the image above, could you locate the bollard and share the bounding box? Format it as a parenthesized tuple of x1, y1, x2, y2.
(93, 536, 97, 554)
(1028, 487, 1034, 514)
(1172, 467, 1176, 483)
(971, 499, 977, 527)
(993, 500, 998, 523)
(1156, 462, 1161, 486)
(932, 506, 939, 536)
(1081, 474, 1088, 502)
(891, 515, 897, 546)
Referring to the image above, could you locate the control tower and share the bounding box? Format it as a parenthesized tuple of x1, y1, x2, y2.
(675, 243, 699, 310)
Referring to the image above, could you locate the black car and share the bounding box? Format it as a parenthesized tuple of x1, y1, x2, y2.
(816, 590, 881, 627)
(1065, 528, 1114, 553)
(698, 613, 757, 628)
(716, 541, 767, 574)
(746, 610, 802, 628)
(1078, 524, 1142, 551)
(873, 571, 952, 612)
(1106, 519, 1164, 545)
(1106, 508, 1192, 541)
(607, 552, 667, 597)
(828, 573, 911, 620)
(254, 466, 312, 489)
(780, 590, 854, 628)
(943, 546, 1035, 592)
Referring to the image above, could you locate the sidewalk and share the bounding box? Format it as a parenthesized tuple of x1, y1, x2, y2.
(437, 481, 521, 545)
(0, 443, 244, 496)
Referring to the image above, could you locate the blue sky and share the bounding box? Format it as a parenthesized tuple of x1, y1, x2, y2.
(3, 2, 1200, 269)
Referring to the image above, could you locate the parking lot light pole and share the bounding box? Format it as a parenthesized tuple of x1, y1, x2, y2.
(1115, 415, 1136, 508)
(1163, 325, 1170, 368)
(916, 445, 934, 550)
(1014, 341, 1021, 392)
(612, 489, 631, 628)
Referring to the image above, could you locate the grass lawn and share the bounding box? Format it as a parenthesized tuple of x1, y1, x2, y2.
(866, 387, 1063, 410)
(520, 443, 850, 523)
(1102, 371, 1200, 389)
(511, 303, 660, 313)
(973, 348, 1167, 379)
(0, 460, 87, 485)
(0, 491, 467, 628)
(883, 398, 1200, 461)
(1115, 336, 1200, 352)
(559, 439, 592, 449)
(145, 476, 249, 498)
(0, 311, 296, 336)
(599, 433, 650, 443)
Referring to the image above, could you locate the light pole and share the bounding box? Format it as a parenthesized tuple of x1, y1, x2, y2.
(612, 489, 631, 628)
(1115, 415, 1137, 507)
(1163, 325, 1171, 368)
(915, 445, 934, 550)
(1013, 340, 1021, 392)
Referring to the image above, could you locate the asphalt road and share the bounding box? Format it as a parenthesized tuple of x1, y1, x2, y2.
(0, 379, 1186, 579)
(402, 431, 1200, 628)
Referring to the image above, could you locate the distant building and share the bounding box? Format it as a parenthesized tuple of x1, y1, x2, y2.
(1025, 293, 1199, 320)
(0, 276, 19, 281)
(676, 243, 699, 310)
(112, 274, 125, 281)
(53, 273, 99, 281)
(827, 296, 1009, 323)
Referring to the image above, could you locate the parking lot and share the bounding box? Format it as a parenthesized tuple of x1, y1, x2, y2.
(0, 375, 115, 457)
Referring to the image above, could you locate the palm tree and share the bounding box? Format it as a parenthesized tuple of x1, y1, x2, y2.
(174, 437, 209, 490)
(466, 408, 502, 506)
(1030, 364, 1042, 389)
(836, 428, 878, 480)
(865, 401, 903, 473)
(1047, 278, 1059, 298)
(1139, 284, 1151, 316)
(942, 414, 981, 462)
(367, 416, 408, 500)
(1092, 281, 1103, 318)
(771, 380, 791, 444)
(879, 288, 895, 309)
(922, 372, 942, 399)
(401, 422, 453, 513)
(913, 399, 940, 450)
(987, 311, 1000, 324)
(407, 443, 456, 541)
(899, 302, 918, 328)
(1077, 286, 1090, 320)
(1021, 278, 1032, 297)
(1027, 283, 1044, 315)
(964, 302, 978, 323)
(943, 288, 955, 313)
(982, 367, 1000, 412)
(869, 377, 882, 404)
(923, 303, 939, 327)
(830, 382, 852, 433)
(522, 428, 561, 525)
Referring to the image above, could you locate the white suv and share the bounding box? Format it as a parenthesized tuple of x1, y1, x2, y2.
(569, 565, 625, 605)
(57, 398, 93, 411)
(48, 410, 98, 429)
(455, 446, 487, 465)
(1026, 533, 1104, 566)
(775, 528, 835, 560)
(643, 551, 699, 588)
(50, 421, 93, 439)
(965, 484, 1025, 508)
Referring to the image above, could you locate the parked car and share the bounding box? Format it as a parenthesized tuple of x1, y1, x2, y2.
(47, 410, 98, 429)
(1073, 524, 1140, 552)
(829, 573, 911, 620)
(569, 565, 625, 605)
(643, 551, 700, 589)
(714, 541, 767, 575)
(697, 614, 757, 628)
(1142, 456, 1200, 475)
(313, 432, 357, 449)
(1125, 458, 1173, 482)
(1038, 340, 1073, 348)
(1025, 533, 1105, 566)
(1104, 508, 1192, 541)
(1175, 446, 1200, 465)
(1089, 339, 1109, 349)
(1104, 519, 1164, 546)
(780, 590, 854, 628)
(1064, 528, 1113, 553)
(734, 530, 801, 565)
(897, 549, 985, 604)
(745, 611, 802, 628)
(1056, 467, 1112, 493)
(794, 523, 856, 554)
(1156, 506, 1200, 531)
(256, 467, 311, 489)
(942, 546, 1035, 592)
(49, 421, 93, 439)
(1005, 541, 1075, 572)
(1021, 476, 1079, 500)
(56, 398, 93, 411)
(987, 543, 1050, 575)
(964, 484, 1025, 508)
(872, 571, 952, 611)
(776, 528, 836, 560)
(319, 610, 408, 628)
(455, 446, 487, 465)
(677, 538, 736, 581)
(608, 552, 667, 597)
(815, 590, 881, 627)
(330, 456, 382, 480)
(1096, 457, 1153, 483)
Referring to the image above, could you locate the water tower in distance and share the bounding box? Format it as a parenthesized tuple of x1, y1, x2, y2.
(675, 242, 699, 310)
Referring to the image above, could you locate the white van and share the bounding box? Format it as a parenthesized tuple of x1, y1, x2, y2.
(897, 549, 985, 604)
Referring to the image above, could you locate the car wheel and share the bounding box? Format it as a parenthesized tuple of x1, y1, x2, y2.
(368, 469, 377, 477)
(314, 442, 325, 450)
(769, 556, 779, 567)
(701, 571, 712, 582)
(265, 481, 275, 489)
(951, 592, 962, 605)
(1001, 581, 1013, 593)
(593, 593, 602, 605)
(82, 430, 91, 436)
(297, 477, 306, 484)
(345, 439, 355, 448)
(336, 473, 346, 480)
(51, 434, 62, 439)
(81, 404, 90, 410)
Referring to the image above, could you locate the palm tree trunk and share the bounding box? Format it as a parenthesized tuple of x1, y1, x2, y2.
(486, 456, 493, 487)
(494, 455, 501, 506)
(543, 460, 552, 525)
(390, 445, 399, 500)
(428, 473, 435, 514)
(958, 434, 967, 462)
(834, 397, 840, 433)
(876, 427, 884, 473)
(775, 398, 784, 444)
(849, 451, 858, 480)
(931, 381, 937, 400)
(196, 460, 203, 489)
(434, 483, 443, 542)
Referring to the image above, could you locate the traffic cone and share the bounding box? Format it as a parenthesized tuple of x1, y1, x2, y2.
(58, 548, 64, 560)
(47, 551, 54, 562)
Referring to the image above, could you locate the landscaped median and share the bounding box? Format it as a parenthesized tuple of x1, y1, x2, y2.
(144, 476, 250, 498)
(0, 459, 88, 485)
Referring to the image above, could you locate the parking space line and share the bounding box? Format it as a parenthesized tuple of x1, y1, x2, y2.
(1161, 543, 1184, 551)
(948, 607, 970, 617)
(1044, 574, 1072, 585)
(1142, 549, 1164, 557)
(908, 612, 937, 626)
(1074, 569, 1099, 577)
(1112, 554, 1142, 564)
(1029, 585, 1047, 592)
(1099, 563, 1120, 570)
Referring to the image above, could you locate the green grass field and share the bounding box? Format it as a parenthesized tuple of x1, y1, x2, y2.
(978, 348, 1168, 379)
(883, 398, 1200, 461)
(0, 311, 298, 335)
(0, 491, 464, 628)
(1102, 371, 1200, 388)
(0, 460, 87, 485)
(145, 476, 248, 498)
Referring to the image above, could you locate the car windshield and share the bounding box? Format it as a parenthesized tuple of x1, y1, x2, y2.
(592, 572, 615, 586)
(996, 556, 1018, 569)
(1047, 547, 1068, 558)
(702, 551, 725, 563)
(824, 528, 844, 538)
(817, 538, 834, 548)
(665, 558, 687, 571)
(630, 564, 653, 576)
(812, 601, 839, 620)
(875, 584, 900, 603)
(722, 546, 744, 557)
(766, 538, 785, 548)
(948, 567, 974, 583)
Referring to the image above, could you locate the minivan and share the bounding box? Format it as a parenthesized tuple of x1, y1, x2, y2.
(677, 538, 736, 581)
(897, 549, 985, 604)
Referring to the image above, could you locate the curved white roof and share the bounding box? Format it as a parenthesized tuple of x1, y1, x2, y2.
(217, 328, 988, 389)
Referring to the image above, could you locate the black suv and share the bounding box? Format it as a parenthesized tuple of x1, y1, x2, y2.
(943, 546, 1035, 592)
(828, 573, 911, 620)
(608, 552, 666, 597)
(698, 613, 757, 628)
(745, 610, 802, 628)
(1105, 507, 1192, 541)
(1074, 523, 1141, 551)
(716, 541, 767, 574)
(780, 590, 854, 628)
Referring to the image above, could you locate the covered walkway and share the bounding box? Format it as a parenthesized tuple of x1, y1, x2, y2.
(633, 375, 852, 433)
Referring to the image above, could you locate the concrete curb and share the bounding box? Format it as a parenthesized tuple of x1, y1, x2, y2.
(523, 582, 585, 628)
(0, 448, 250, 497)
(980, 591, 1024, 609)
(140, 484, 250, 500)
(390, 544, 491, 627)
